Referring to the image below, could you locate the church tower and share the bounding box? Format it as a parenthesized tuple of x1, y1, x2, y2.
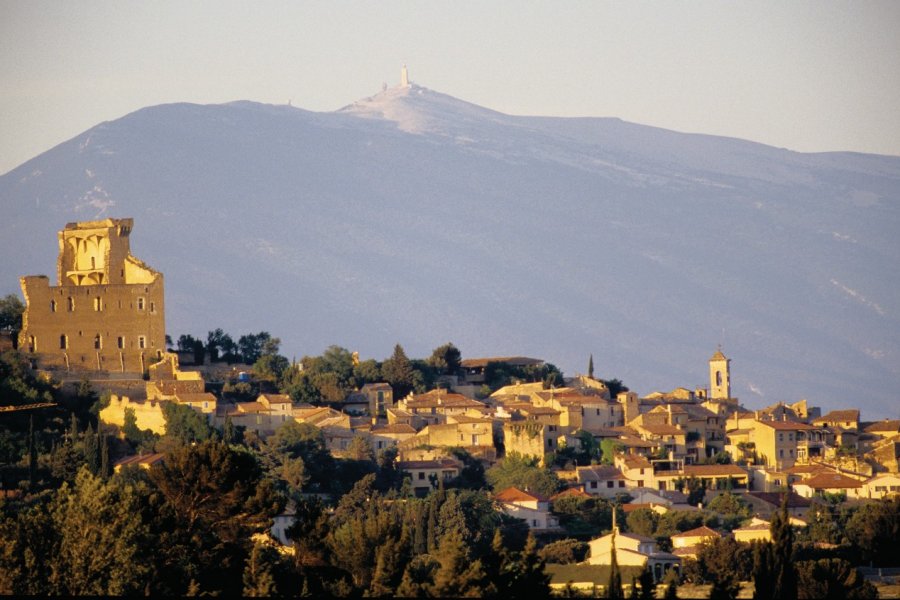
(709, 348, 731, 399)
(400, 64, 410, 87)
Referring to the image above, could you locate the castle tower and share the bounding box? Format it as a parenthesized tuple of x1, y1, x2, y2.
(19, 218, 165, 374)
(709, 348, 731, 399)
(400, 64, 410, 88)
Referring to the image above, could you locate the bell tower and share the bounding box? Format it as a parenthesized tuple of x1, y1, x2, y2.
(709, 347, 731, 399)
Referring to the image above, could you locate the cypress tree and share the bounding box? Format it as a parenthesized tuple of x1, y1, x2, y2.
(28, 414, 37, 489)
(607, 529, 623, 599)
(99, 432, 110, 479)
(588, 354, 595, 379)
(751, 540, 774, 600)
(69, 412, 79, 443)
(770, 494, 797, 599)
(83, 423, 99, 474)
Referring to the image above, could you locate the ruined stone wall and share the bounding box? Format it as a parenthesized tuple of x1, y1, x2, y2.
(18, 219, 165, 374)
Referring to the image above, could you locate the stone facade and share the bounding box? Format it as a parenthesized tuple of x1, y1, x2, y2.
(19, 219, 165, 374)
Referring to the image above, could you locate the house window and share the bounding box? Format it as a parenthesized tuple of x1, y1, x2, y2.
(619, 481, 625, 488)
(607, 481, 614, 488)
(590, 481, 598, 489)
(418, 472, 425, 480)
(117, 336, 124, 349)
(59, 335, 67, 349)
(779, 433, 784, 442)
(94, 334, 102, 350)
(138, 336, 146, 349)
(596, 408, 601, 416)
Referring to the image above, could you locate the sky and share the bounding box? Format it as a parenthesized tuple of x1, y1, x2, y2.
(2, 1, 900, 175)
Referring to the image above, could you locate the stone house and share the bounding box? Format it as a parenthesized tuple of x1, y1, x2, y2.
(494, 487, 560, 531)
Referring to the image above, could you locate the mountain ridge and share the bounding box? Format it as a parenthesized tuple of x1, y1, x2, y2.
(3, 85, 899, 419)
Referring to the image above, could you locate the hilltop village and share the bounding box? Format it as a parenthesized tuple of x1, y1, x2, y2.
(1, 218, 898, 597)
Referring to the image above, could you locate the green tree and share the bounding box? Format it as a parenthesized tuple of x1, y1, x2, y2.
(795, 558, 877, 600)
(161, 401, 215, 444)
(538, 538, 589, 564)
(588, 354, 595, 379)
(382, 344, 415, 400)
(237, 331, 273, 365)
(242, 542, 281, 597)
(770, 494, 797, 599)
(844, 496, 900, 566)
(427, 342, 462, 376)
(0, 294, 24, 332)
(486, 453, 563, 498)
(751, 541, 774, 600)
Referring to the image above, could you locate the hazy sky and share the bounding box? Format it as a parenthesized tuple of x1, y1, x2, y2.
(2, 1, 899, 175)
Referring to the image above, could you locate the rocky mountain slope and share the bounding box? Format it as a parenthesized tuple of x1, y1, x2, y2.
(3, 83, 899, 418)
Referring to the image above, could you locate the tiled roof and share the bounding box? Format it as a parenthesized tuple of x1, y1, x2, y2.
(758, 420, 816, 431)
(673, 525, 721, 539)
(371, 424, 417, 435)
(682, 464, 749, 477)
(800, 472, 863, 489)
(495, 487, 548, 503)
(577, 465, 626, 480)
(863, 419, 900, 433)
(746, 492, 811, 508)
(815, 409, 859, 423)
(551, 487, 591, 500)
(259, 393, 292, 404)
(174, 392, 217, 403)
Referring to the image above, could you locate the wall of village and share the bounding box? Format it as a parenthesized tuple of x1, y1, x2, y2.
(99, 395, 168, 435)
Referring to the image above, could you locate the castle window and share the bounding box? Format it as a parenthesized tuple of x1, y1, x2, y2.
(138, 336, 146, 349)
(91, 257, 95, 269)
(716, 371, 722, 386)
(60, 335, 67, 349)
(94, 334, 102, 350)
(50, 300, 56, 312)
(137, 298, 145, 311)
(67, 297, 75, 311)
(93, 297, 102, 311)
(29, 336, 36, 352)
(117, 336, 125, 349)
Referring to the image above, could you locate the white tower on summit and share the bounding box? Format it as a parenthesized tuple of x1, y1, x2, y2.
(400, 64, 410, 88)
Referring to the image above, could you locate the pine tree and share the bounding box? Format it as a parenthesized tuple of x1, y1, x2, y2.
(242, 543, 279, 597)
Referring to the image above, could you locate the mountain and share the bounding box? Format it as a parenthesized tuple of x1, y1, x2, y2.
(3, 83, 900, 419)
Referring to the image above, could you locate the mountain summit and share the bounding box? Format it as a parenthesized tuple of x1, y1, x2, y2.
(2, 84, 899, 418)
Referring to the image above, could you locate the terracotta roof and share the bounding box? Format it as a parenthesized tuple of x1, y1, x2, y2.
(371, 423, 417, 435)
(746, 492, 812, 508)
(673, 526, 721, 539)
(577, 465, 626, 480)
(814, 409, 859, 424)
(800, 472, 863, 490)
(863, 420, 900, 433)
(758, 420, 816, 431)
(361, 382, 392, 390)
(495, 487, 548, 503)
(259, 393, 292, 404)
(621, 455, 652, 470)
(682, 464, 749, 477)
(551, 487, 591, 500)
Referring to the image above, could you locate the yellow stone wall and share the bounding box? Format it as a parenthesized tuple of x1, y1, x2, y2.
(19, 219, 166, 374)
(99, 394, 168, 435)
